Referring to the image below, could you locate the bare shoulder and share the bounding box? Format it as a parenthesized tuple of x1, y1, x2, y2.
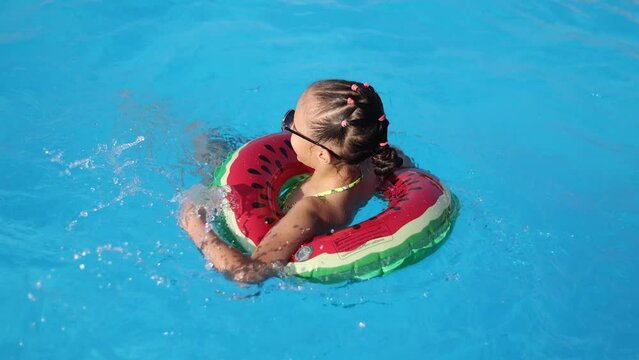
(250, 196, 324, 264)
(287, 195, 323, 220)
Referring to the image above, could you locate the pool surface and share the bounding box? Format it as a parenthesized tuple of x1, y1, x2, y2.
(1, 1, 638, 359)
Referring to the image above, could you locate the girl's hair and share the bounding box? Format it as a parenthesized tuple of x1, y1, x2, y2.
(308, 79, 403, 177)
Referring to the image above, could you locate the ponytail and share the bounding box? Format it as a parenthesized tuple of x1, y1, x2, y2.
(371, 113, 402, 177)
(372, 145, 403, 177)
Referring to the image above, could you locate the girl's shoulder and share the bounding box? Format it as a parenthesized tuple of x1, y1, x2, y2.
(285, 196, 332, 231)
(282, 194, 349, 234)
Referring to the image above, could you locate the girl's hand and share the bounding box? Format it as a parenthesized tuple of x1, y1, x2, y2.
(180, 201, 208, 242)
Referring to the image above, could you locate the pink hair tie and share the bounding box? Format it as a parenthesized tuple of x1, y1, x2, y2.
(351, 84, 358, 91)
(378, 114, 386, 121)
(363, 82, 370, 88)
(347, 97, 355, 105)
(341, 120, 349, 127)
(379, 141, 389, 147)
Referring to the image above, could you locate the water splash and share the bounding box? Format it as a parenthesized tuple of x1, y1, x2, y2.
(113, 135, 145, 156)
(176, 184, 230, 223)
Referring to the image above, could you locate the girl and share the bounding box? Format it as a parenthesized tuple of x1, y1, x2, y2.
(180, 79, 412, 283)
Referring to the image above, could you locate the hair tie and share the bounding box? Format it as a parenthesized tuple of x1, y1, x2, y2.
(363, 82, 370, 88)
(341, 120, 349, 127)
(351, 84, 358, 91)
(379, 141, 389, 147)
(378, 114, 386, 121)
(347, 97, 354, 105)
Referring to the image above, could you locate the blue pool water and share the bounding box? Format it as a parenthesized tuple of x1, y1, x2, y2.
(2, 1, 638, 358)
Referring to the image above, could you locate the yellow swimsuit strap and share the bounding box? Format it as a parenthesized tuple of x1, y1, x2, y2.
(280, 170, 363, 211)
(310, 171, 363, 198)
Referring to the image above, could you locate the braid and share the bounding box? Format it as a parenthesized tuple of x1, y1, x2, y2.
(307, 79, 402, 176)
(371, 118, 403, 176)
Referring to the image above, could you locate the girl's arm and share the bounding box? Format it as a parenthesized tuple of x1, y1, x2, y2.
(180, 198, 321, 284)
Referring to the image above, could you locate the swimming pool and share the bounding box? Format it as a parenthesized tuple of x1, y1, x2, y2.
(1, 0, 638, 358)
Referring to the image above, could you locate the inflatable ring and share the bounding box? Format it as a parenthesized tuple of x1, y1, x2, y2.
(210, 133, 458, 283)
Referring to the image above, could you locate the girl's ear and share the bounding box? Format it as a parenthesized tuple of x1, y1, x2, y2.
(317, 148, 332, 164)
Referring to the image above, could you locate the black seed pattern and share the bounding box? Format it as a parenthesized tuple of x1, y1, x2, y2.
(353, 224, 361, 230)
(392, 206, 401, 211)
(258, 154, 271, 164)
(274, 160, 282, 170)
(284, 139, 293, 149)
(407, 187, 422, 191)
(265, 181, 274, 190)
(264, 144, 275, 153)
(265, 217, 276, 224)
(251, 183, 264, 189)
(260, 165, 272, 175)
(252, 202, 266, 208)
(259, 194, 269, 201)
(279, 147, 288, 159)
(248, 168, 260, 175)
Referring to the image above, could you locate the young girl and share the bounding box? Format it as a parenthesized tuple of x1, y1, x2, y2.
(180, 79, 412, 283)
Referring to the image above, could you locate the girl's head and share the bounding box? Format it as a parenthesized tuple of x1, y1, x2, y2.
(286, 79, 403, 177)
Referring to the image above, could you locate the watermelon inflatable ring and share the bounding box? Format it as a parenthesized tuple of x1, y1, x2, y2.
(210, 133, 458, 283)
